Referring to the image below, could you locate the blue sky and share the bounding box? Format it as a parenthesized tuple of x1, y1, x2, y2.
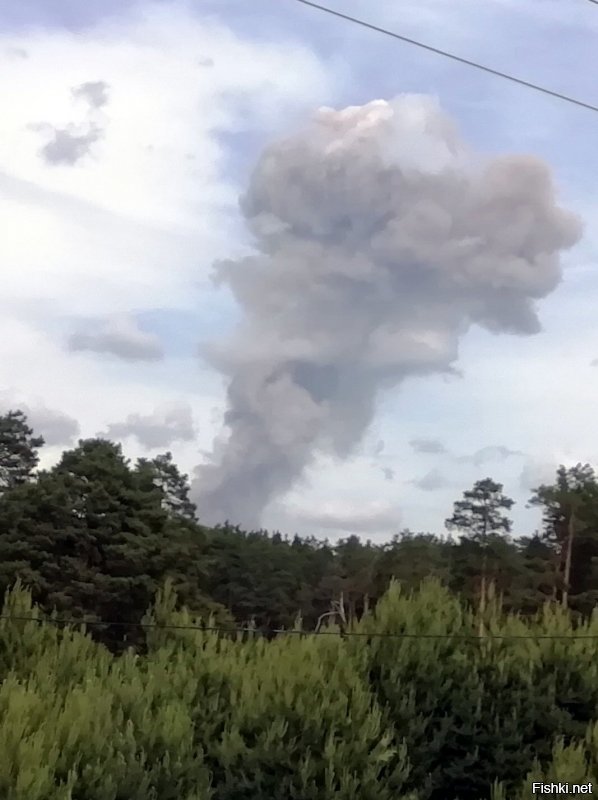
(1, 0, 598, 539)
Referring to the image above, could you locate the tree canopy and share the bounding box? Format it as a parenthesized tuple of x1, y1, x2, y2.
(0, 408, 597, 645)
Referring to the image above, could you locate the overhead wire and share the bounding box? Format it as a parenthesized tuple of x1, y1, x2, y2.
(2, 1, 595, 649)
(288, 0, 598, 113)
(0, 6, 588, 655)
(2, 613, 598, 640)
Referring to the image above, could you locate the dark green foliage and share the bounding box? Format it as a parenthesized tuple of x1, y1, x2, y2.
(0, 410, 44, 493)
(448, 533, 529, 610)
(5, 581, 598, 799)
(0, 583, 412, 800)
(514, 534, 559, 611)
(0, 437, 215, 648)
(529, 464, 598, 610)
(445, 479, 516, 620)
(202, 525, 336, 629)
(136, 451, 197, 522)
(374, 531, 451, 593)
(357, 580, 480, 799)
(6, 410, 598, 796)
(446, 477, 514, 540)
(0, 410, 582, 638)
(530, 464, 598, 544)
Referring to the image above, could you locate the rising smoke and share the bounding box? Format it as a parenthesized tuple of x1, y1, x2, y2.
(193, 95, 582, 527)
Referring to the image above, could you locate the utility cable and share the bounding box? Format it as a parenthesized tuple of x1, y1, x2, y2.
(288, 0, 598, 113)
(2, 614, 598, 640)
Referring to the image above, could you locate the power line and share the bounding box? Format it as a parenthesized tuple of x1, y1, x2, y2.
(289, 0, 598, 114)
(2, 613, 598, 640)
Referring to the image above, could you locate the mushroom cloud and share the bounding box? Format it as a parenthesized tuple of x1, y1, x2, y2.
(193, 95, 582, 527)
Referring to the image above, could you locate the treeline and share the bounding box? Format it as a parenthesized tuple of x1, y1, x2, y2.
(5, 409, 598, 798)
(1, 409, 598, 646)
(3, 580, 598, 799)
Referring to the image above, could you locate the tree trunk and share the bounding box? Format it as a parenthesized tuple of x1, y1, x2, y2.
(479, 512, 488, 636)
(478, 551, 487, 637)
(562, 510, 575, 608)
(363, 593, 370, 617)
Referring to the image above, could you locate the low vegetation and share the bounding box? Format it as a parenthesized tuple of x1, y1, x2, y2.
(2, 409, 598, 798)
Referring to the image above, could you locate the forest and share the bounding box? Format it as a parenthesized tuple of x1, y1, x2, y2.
(2, 408, 598, 798)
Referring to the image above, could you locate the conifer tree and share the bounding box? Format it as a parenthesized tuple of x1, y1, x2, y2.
(0, 438, 203, 647)
(529, 463, 598, 608)
(445, 478, 514, 620)
(136, 451, 197, 522)
(0, 409, 44, 493)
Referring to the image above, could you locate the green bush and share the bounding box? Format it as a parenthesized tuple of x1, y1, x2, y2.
(3, 579, 598, 799)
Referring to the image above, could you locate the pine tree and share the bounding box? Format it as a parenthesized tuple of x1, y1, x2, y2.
(136, 451, 197, 522)
(0, 438, 198, 648)
(445, 478, 514, 623)
(446, 478, 514, 542)
(0, 409, 44, 493)
(529, 463, 598, 608)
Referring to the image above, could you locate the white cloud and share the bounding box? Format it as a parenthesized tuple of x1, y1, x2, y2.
(0, 3, 337, 485)
(457, 445, 525, 467)
(67, 315, 164, 362)
(519, 460, 559, 493)
(0, 315, 225, 473)
(101, 403, 196, 449)
(411, 469, 449, 492)
(0, 391, 80, 448)
(0, 4, 337, 321)
(72, 80, 109, 109)
(284, 499, 402, 538)
(410, 438, 447, 455)
(2, 0, 597, 540)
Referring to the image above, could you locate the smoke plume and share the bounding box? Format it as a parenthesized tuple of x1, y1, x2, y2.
(193, 95, 582, 527)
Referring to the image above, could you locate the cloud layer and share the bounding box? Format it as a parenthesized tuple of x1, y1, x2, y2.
(411, 469, 449, 492)
(102, 403, 196, 449)
(0, 393, 80, 448)
(290, 499, 402, 536)
(67, 315, 165, 362)
(410, 438, 447, 455)
(193, 94, 581, 527)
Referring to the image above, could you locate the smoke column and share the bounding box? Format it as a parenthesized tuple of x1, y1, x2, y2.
(193, 95, 582, 527)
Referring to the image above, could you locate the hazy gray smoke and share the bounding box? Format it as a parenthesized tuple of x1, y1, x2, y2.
(193, 95, 582, 527)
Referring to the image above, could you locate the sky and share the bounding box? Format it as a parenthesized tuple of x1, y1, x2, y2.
(1, 0, 598, 541)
